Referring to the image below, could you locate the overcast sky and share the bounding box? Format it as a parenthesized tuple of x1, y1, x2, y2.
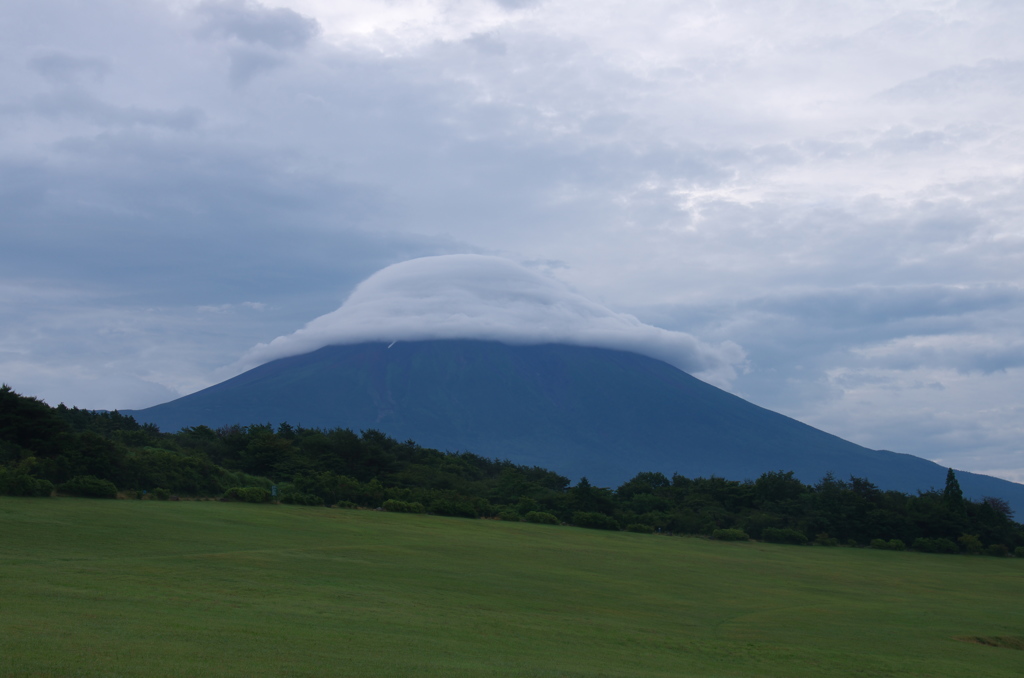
(3, 0, 1023, 483)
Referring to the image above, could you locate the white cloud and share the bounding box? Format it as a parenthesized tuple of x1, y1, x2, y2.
(239, 254, 745, 385)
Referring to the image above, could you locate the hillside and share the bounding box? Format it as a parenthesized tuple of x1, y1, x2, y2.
(128, 340, 1024, 509)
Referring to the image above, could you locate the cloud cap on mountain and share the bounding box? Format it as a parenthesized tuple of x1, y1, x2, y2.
(240, 255, 744, 384)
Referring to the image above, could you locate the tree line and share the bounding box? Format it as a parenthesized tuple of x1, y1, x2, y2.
(1, 384, 1021, 555)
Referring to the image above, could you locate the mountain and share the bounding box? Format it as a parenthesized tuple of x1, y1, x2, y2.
(127, 340, 1024, 509)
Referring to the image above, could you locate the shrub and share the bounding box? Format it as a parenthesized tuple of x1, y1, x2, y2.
(496, 510, 522, 522)
(0, 469, 53, 497)
(626, 523, 655, 534)
(958, 533, 984, 555)
(524, 511, 559, 525)
(59, 475, 117, 499)
(153, 487, 171, 501)
(912, 537, 958, 554)
(1015, 546, 1024, 558)
(281, 492, 325, 506)
(222, 487, 271, 503)
(986, 544, 1009, 558)
(712, 528, 750, 541)
(572, 511, 620, 531)
(515, 497, 540, 515)
(428, 498, 478, 518)
(382, 499, 425, 513)
(762, 527, 808, 545)
(334, 500, 358, 509)
(32, 477, 53, 497)
(871, 539, 905, 551)
(471, 497, 494, 518)
(814, 532, 840, 546)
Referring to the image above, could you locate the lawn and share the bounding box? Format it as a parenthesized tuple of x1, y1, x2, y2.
(1, 496, 1022, 676)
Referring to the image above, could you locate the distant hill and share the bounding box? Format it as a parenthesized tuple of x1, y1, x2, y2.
(127, 340, 1024, 510)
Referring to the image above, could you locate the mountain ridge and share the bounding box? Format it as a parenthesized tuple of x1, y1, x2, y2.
(127, 340, 1024, 511)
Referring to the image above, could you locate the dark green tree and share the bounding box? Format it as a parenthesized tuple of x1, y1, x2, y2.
(942, 468, 967, 518)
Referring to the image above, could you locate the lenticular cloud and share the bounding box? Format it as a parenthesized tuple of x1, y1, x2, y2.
(240, 255, 744, 383)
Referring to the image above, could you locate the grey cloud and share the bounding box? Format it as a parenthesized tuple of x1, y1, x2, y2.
(228, 47, 287, 86)
(745, 284, 1024, 331)
(711, 284, 1024, 379)
(29, 51, 109, 85)
(870, 127, 953, 154)
(465, 33, 508, 56)
(0, 72, 461, 313)
(0, 284, 262, 410)
(27, 90, 203, 130)
(880, 59, 1024, 102)
(854, 336, 1024, 375)
(196, 0, 319, 50)
(492, 0, 541, 9)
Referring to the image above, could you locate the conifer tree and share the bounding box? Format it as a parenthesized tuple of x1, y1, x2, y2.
(942, 468, 967, 517)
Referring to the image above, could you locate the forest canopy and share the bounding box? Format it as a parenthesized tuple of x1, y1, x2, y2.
(1, 384, 1020, 555)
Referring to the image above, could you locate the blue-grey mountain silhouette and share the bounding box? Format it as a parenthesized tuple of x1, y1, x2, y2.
(128, 340, 1024, 511)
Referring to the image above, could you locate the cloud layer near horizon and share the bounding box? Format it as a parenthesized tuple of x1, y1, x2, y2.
(239, 255, 744, 384)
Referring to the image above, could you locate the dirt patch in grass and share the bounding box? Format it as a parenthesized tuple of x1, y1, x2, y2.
(957, 636, 1024, 651)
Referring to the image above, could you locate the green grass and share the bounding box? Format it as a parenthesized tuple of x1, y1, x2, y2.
(1, 497, 1022, 677)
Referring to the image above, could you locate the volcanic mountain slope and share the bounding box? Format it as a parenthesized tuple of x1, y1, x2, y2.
(129, 340, 1024, 507)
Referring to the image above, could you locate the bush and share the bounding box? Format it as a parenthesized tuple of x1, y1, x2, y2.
(762, 527, 808, 545)
(958, 533, 984, 555)
(1015, 546, 1024, 558)
(814, 532, 839, 547)
(428, 498, 478, 518)
(382, 499, 425, 513)
(59, 475, 118, 499)
(524, 511, 559, 525)
(912, 537, 958, 554)
(281, 492, 325, 506)
(222, 487, 271, 503)
(32, 477, 53, 497)
(572, 511, 620, 531)
(871, 539, 905, 551)
(515, 497, 540, 515)
(712, 528, 750, 541)
(153, 487, 171, 501)
(0, 469, 53, 497)
(986, 544, 1009, 558)
(626, 523, 655, 534)
(334, 500, 358, 509)
(496, 510, 522, 522)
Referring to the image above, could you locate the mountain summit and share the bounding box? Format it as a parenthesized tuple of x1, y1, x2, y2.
(233, 254, 744, 386)
(128, 339, 1024, 511)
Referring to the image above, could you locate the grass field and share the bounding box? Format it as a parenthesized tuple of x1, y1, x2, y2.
(2, 497, 1022, 677)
